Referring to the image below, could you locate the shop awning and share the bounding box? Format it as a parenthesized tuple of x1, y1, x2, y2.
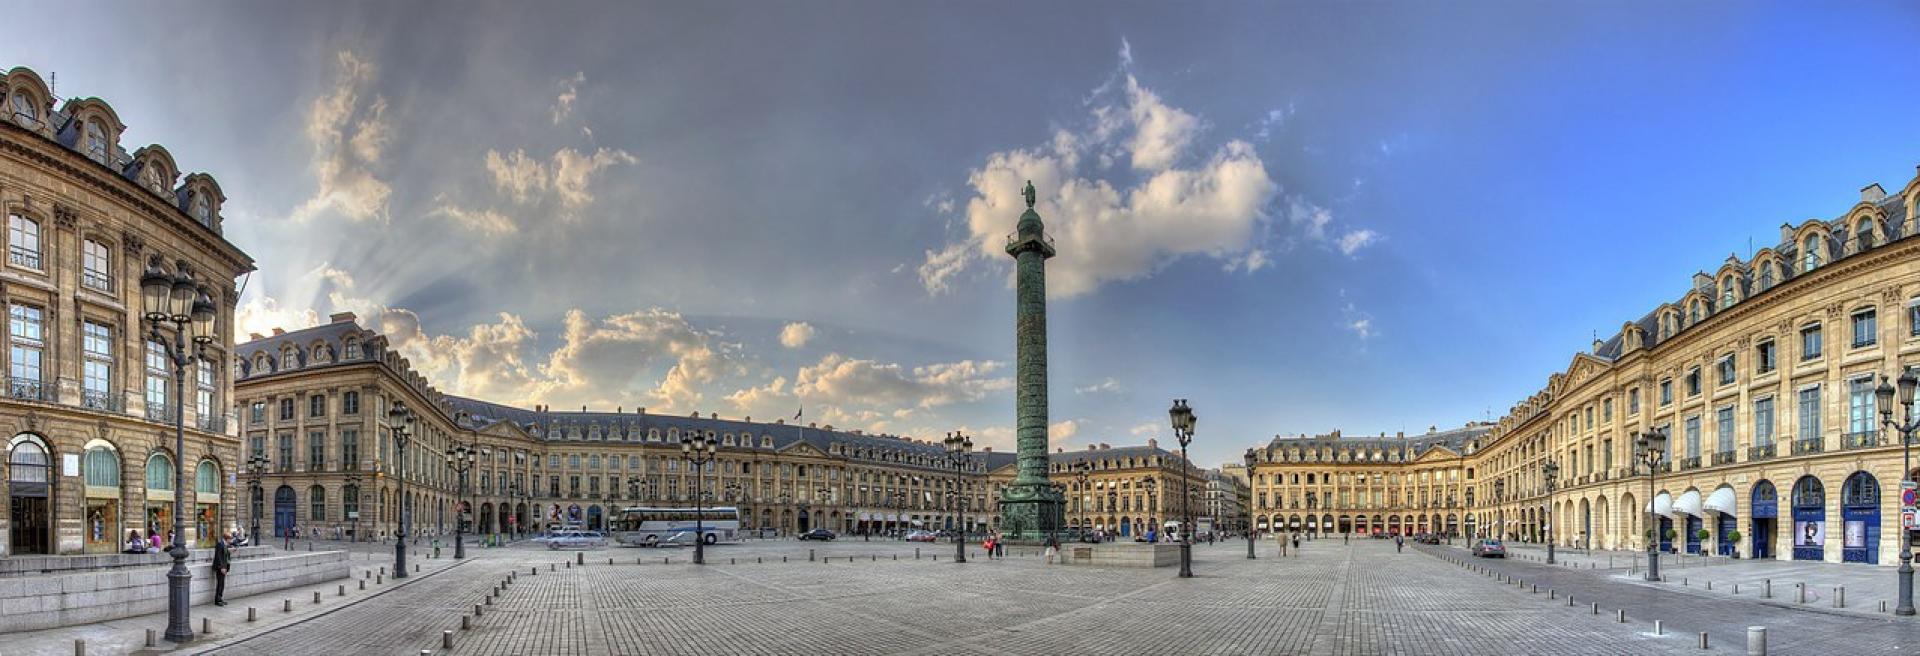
(1704, 487, 1737, 515)
(1648, 492, 1672, 515)
(1673, 489, 1703, 517)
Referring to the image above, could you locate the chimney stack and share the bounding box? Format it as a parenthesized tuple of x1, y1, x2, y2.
(1147, 438, 1157, 449)
(328, 311, 357, 324)
(271, 328, 285, 336)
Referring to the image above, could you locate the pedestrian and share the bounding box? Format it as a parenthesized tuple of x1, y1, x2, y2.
(983, 534, 996, 560)
(1044, 535, 1059, 564)
(213, 531, 232, 606)
(1291, 533, 1300, 553)
(1395, 535, 1404, 553)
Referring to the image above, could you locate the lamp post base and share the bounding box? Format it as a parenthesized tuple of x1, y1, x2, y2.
(1177, 542, 1193, 578)
(455, 530, 465, 559)
(163, 557, 193, 642)
(1547, 543, 1556, 565)
(1246, 536, 1255, 559)
(1644, 551, 1660, 582)
(395, 538, 409, 579)
(1898, 551, 1916, 616)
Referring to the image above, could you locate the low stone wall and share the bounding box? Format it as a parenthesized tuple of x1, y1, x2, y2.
(1059, 543, 1181, 568)
(0, 549, 349, 633)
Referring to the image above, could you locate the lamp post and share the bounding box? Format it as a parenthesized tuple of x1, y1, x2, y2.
(1141, 476, 1157, 540)
(388, 400, 415, 579)
(1243, 447, 1258, 559)
(1168, 399, 1197, 578)
(1634, 427, 1668, 582)
(444, 442, 474, 559)
(944, 431, 973, 563)
(344, 471, 362, 543)
(1493, 479, 1505, 541)
(1072, 460, 1090, 540)
(140, 257, 215, 644)
(1542, 458, 1559, 565)
(1876, 370, 1919, 616)
(681, 432, 716, 564)
(246, 452, 268, 546)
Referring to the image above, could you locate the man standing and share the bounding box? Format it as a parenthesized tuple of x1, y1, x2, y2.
(213, 531, 232, 606)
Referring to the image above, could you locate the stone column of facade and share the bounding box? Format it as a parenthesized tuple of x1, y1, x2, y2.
(996, 181, 1064, 542)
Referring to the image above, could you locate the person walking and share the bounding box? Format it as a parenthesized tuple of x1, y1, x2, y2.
(1044, 535, 1060, 564)
(1395, 534, 1404, 553)
(1291, 533, 1300, 555)
(213, 531, 232, 606)
(983, 534, 996, 560)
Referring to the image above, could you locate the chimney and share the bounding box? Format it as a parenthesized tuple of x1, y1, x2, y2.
(983, 446, 992, 453)
(1147, 438, 1157, 449)
(744, 416, 751, 423)
(710, 412, 717, 419)
(775, 419, 785, 425)
(1396, 431, 1404, 439)
(248, 332, 265, 341)
(1863, 182, 1888, 203)
(617, 406, 622, 413)
(271, 328, 285, 336)
(328, 311, 357, 324)
(1055, 447, 1063, 453)
(638, 407, 645, 415)
(1100, 443, 1110, 450)
(809, 422, 817, 428)
(1087, 444, 1096, 451)
(1592, 339, 1604, 354)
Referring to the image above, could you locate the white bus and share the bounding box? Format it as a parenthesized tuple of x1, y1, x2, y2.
(611, 506, 741, 547)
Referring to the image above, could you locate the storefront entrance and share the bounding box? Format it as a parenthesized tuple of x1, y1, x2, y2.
(1751, 480, 1777, 560)
(8, 435, 51, 554)
(274, 485, 296, 537)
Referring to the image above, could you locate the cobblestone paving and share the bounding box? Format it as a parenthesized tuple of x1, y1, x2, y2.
(196, 538, 1749, 655)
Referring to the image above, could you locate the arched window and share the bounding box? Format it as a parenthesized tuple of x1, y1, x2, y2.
(84, 445, 120, 488)
(146, 452, 175, 491)
(343, 483, 360, 519)
(189, 192, 212, 227)
(196, 460, 220, 496)
(144, 162, 171, 196)
(83, 119, 109, 164)
(1759, 264, 1774, 290)
(1803, 236, 1821, 272)
(10, 89, 38, 127)
(1721, 279, 1735, 307)
(11, 436, 50, 484)
(1689, 302, 1702, 324)
(310, 485, 327, 521)
(254, 353, 270, 373)
(1855, 221, 1875, 251)
(281, 347, 298, 370)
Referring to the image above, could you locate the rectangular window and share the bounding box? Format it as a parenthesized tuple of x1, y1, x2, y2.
(1801, 324, 1823, 361)
(309, 430, 326, 472)
(1684, 416, 1701, 459)
(195, 358, 214, 424)
(1909, 299, 1920, 337)
(278, 432, 294, 470)
(1602, 439, 1613, 471)
(1715, 405, 1734, 455)
(1756, 340, 1776, 374)
(1686, 368, 1701, 396)
(1602, 398, 1613, 422)
(279, 398, 294, 420)
(1629, 388, 1641, 415)
(1852, 309, 1878, 348)
(1584, 407, 1594, 430)
(1797, 386, 1822, 443)
(1659, 380, 1673, 406)
(1717, 355, 1735, 386)
(250, 435, 266, 461)
(145, 339, 168, 417)
(1754, 397, 1775, 447)
(343, 391, 359, 414)
(1849, 377, 1877, 436)
(250, 401, 266, 424)
(7, 214, 40, 269)
(81, 239, 111, 292)
(341, 429, 359, 471)
(82, 321, 112, 407)
(7, 304, 44, 399)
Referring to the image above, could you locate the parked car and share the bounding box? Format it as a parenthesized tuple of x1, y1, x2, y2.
(1471, 539, 1507, 558)
(798, 528, 837, 541)
(905, 530, 939, 542)
(547, 530, 608, 550)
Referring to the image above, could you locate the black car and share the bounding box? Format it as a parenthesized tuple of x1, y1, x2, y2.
(798, 528, 837, 541)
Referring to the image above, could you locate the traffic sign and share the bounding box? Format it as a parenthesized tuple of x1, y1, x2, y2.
(1904, 487, 1918, 507)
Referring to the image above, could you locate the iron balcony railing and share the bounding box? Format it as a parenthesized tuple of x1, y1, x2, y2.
(1842, 431, 1882, 450)
(81, 389, 125, 413)
(1679, 455, 1702, 470)
(1749, 443, 1777, 461)
(6, 377, 53, 402)
(1712, 450, 1736, 466)
(1793, 438, 1825, 456)
(197, 414, 227, 433)
(81, 270, 112, 293)
(8, 247, 40, 270)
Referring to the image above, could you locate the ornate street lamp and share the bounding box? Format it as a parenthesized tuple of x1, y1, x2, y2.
(944, 431, 973, 563)
(246, 451, 269, 546)
(681, 432, 716, 564)
(1243, 447, 1258, 560)
(140, 257, 215, 644)
(1072, 460, 1090, 540)
(1877, 369, 1919, 616)
(1168, 398, 1197, 578)
(344, 471, 362, 543)
(1634, 427, 1668, 582)
(388, 400, 416, 578)
(444, 442, 475, 559)
(1493, 479, 1505, 541)
(1542, 458, 1559, 564)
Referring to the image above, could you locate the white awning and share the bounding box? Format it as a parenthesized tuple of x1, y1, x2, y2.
(1704, 486, 1737, 515)
(1674, 489, 1704, 517)
(1648, 492, 1673, 515)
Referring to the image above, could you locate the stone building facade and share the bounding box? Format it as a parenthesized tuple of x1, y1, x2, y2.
(232, 316, 1207, 539)
(1247, 426, 1482, 538)
(0, 66, 254, 555)
(1047, 441, 1211, 538)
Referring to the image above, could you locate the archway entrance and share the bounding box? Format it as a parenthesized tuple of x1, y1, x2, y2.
(1751, 480, 1777, 559)
(1791, 476, 1824, 561)
(1842, 472, 1880, 564)
(797, 509, 810, 533)
(9, 435, 51, 554)
(273, 485, 296, 537)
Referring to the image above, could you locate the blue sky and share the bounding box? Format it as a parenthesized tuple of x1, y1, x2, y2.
(8, 1, 1919, 467)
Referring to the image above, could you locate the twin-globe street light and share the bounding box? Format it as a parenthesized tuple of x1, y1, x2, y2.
(445, 442, 475, 559)
(140, 257, 215, 644)
(1875, 369, 1919, 616)
(681, 432, 717, 565)
(1243, 447, 1257, 560)
(1634, 426, 1668, 583)
(944, 431, 973, 563)
(388, 400, 417, 579)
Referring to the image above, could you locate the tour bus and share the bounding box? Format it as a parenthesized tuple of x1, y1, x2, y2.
(610, 506, 741, 547)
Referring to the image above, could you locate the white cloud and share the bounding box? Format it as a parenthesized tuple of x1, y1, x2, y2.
(1223, 249, 1270, 274)
(1123, 76, 1200, 172)
(1128, 422, 1160, 437)
(1337, 229, 1378, 256)
(551, 71, 584, 125)
(431, 195, 517, 236)
(485, 149, 549, 204)
(551, 147, 636, 207)
(1340, 295, 1377, 342)
(476, 146, 635, 229)
(778, 321, 816, 349)
(1253, 104, 1294, 142)
(1049, 419, 1079, 441)
(291, 51, 392, 224)
(1348, 318, 1374, 340)
(725, 354, 1010, 434)
(1075, 377, 1122, 395)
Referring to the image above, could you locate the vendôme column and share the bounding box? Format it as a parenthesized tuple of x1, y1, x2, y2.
(997, 180, 1065, 543)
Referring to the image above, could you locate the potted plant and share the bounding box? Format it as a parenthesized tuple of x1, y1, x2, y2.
(1664, 528, 1678, 553)
(1725, 529, 1742, 558)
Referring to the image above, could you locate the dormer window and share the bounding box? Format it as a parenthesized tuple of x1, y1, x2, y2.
(10, 91, 37, 127)
(1720, 279, 1735, 307)
(83, 119, 110, 164)
(1802, 236, 1821, 272)
(1856, 222, 1875, 251)
(1759, 264, 1774, 290)
(144, 163, 171, 197)
(189, 193, 212, 227)
(1688, 302, 1701, 325)
(344, 338, 361, 359)
(281, 348, 298, 370)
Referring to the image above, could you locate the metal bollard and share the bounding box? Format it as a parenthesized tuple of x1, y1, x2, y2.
(1835, 586, 1845, 608)
(1699, 632, 1708, 649)
(203, 617, 211, 634)
(339, 584, 346, 596)
(1706, 581, 1712, 590)
(486, 594, 494, 605)
(1591, 602, 1599, 615)
(1548, 589, 1556, 599)
(314, 591, 322, 604)
(380, 566, 387, 575)
(916, 548, 921, 559)
(415, 563, 420, 573)
(444, 630, 453, 649)
(1654, 620, 1664, 635)
(1883, 600, 1889, 613)
(1733, 583, 1739, 594)
(1764, 578, 1771, 598)
(146, 629, 156, 647)
(377, 574, 383, 584)
(810, 549, 815, 561)
(74, 639, 85, 656)
(577, 552, 584, 565)
(1796, 583, 1805, 604)
(360, 580, 367, 590)
(1747, 626, 1766, 655)
(284, 599, 293, 612)
(463, 614, 472, 630)
(249, 607, 258, 622)
(1566, 595, 1574, 607)
(1617, 609, 1626, 623)
(475, 603, 483, 617)
(758, 556, 763, 564)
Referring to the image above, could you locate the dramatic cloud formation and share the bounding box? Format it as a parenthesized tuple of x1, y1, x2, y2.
(921, 58, 1281, 298)
(484, 146, 635, 211)
(778, 321, 815, 349)
(1049, 419, 1079, 440)
(291, 51, 392, 223)
(551, 71, 584, 125)
(725, 354, 1010, 432)
(1337, 229, 1379, 256)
